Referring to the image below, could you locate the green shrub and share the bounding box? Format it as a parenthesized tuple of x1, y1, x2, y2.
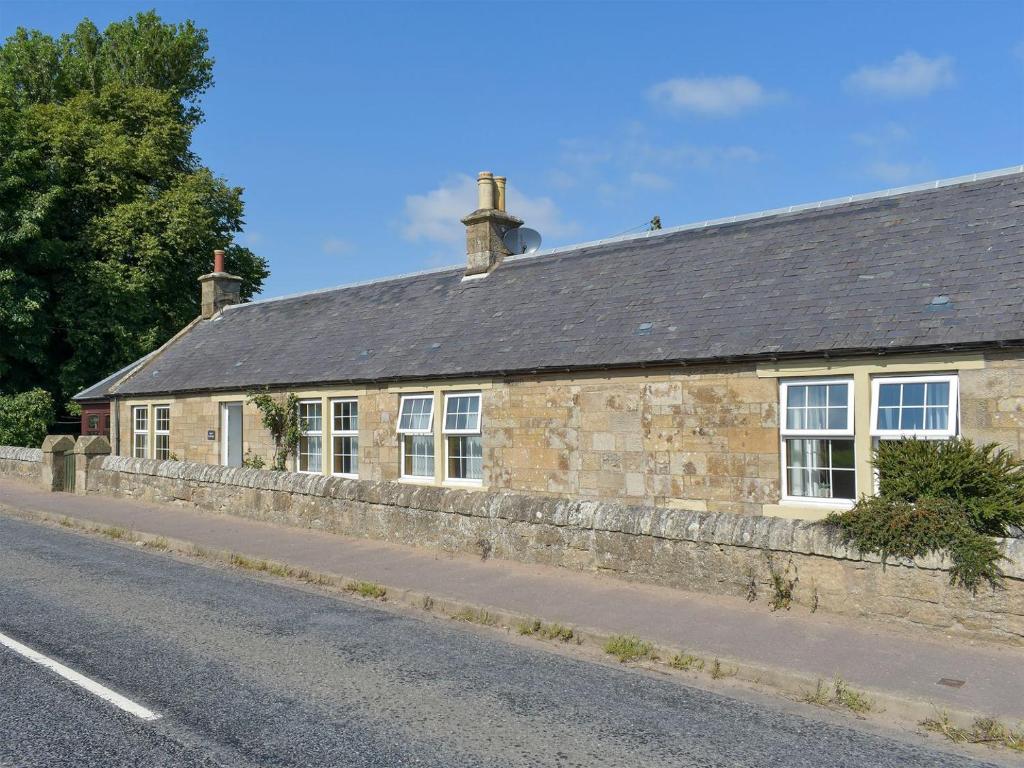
(825, 438, 1020, 592)
(826, 496, 1005, 591)
(874, 438, 1024, 535)
(0, 388, 54, 447)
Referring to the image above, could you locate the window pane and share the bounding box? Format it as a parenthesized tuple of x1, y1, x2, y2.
(877, 407, 899, 430)
(832, 469, 856, 500)
(404, 434, 434, 476)
(807, 385, 828, 407)
(901, 383, 925, 406)
(827, 407, 847, 431)
(806, 407, 827, 431)
(900, 407, 924, 430)
(786, 407, 805, 431)
(155, 434, 170, 460)
(925, 407, 948, 431)
(831, 440, 855, 469)
(828, 384, 848, 407)
(926, 381, 950, 406)
(133, 433, 147, 458)
(787, 385, 806, 408)
(878, 384, 900, 408)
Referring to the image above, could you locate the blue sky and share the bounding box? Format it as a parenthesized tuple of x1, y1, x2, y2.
(3, 1, 1024, 298)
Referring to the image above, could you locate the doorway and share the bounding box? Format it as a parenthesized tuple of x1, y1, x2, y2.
(221, 402, 243, 466)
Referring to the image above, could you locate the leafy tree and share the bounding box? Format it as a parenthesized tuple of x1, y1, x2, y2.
(0, 388, 55, 447)
(0, 12, 269, 408)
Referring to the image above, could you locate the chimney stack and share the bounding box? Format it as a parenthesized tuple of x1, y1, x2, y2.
(199, 249, 243, 318)
(461, 171, 522, 277)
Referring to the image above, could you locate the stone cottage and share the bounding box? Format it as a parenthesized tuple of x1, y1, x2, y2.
(74, 167, 1024, 521)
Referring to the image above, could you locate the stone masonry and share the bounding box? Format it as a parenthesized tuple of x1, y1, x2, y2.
(114, 350, 1024, 517)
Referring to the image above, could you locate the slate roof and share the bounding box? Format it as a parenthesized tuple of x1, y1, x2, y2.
(82, 168, 1024, 399)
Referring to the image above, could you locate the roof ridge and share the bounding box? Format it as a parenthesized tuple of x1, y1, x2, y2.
(506, 164, 1024, 264)
(227, 263, 464, 311)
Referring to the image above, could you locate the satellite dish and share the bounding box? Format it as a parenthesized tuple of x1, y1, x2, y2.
(503, 227, 542, 255)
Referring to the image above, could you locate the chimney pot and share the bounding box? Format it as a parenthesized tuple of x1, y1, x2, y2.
(477, 171, 495, 210)
(494, 177, 507, 212)
(200, 249, 242, 318)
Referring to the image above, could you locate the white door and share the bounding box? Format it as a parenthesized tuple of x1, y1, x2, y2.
(221, 402, 243, 466)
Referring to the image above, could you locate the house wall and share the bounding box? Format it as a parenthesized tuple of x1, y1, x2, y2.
(114, 349, 1024, 519)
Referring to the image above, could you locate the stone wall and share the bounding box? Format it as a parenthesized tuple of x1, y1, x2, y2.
(112, 350, 1024, 518)
(88, 454, 1024, 646)
(0, 446, 42, 482)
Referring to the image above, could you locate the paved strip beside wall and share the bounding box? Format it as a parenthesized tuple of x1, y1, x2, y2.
(70, 454, 1024, 646)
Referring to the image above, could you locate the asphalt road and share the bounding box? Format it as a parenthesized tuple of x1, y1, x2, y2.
(0, 515, 1005, 768)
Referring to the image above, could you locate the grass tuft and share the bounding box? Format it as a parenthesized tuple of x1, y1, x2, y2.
(452, 607, 497, 626)
(344, 580, 387, 600)
(603, 635, 654, 663)
(922, 712, 1024, 752)
(802, 677, 873, 714)
(144, 536, 169, 551)
(516, 619, 577, 643)
(668, 652, 704, 671)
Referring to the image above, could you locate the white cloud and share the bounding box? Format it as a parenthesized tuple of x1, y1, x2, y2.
(646, 75, 771, 116)
(402, 175, 578, 246)
(629, 171, 672, 190)
(852, 123, 910, 148)
(321, 237, 352, 255)
(845, 52, 955, 97)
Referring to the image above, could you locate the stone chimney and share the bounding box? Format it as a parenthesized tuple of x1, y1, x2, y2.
(199, 249, 242, 318)
(461, 171, 522, 276)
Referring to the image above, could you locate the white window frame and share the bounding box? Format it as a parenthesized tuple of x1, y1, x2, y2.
(397, 394, 435, 480)
(870, 374, 959, 440)
(154, 405, 171, 460)
(779, 378, 855, 438)
(296, 399, 323, 474)
(779, 378, 856, 506)
(396, 394, 434, 435)
(442, 392, 482, 435)
(132, 406, 149, 459)
(443, 393, 483, 485)
(330, 397, 359, 478)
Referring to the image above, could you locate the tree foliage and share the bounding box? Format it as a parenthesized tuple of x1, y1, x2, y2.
(0, 388, 55, 447)
(0, 12, 269, 408)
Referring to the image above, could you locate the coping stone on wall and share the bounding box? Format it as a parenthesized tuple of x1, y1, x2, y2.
(94, 455, 1024, 578)
(0, 446, 44, 462)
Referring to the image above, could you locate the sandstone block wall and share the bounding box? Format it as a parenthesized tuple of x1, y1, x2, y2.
(88, 455, 1024, 646)
(111, 351, 1024, 517)
(0, 446, 42, 482)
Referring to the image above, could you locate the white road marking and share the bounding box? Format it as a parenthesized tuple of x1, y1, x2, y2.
(0, 631, 161, 721)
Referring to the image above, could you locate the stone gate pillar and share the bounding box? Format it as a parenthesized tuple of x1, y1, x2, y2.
(40, 435, 75, 492)
(72, 435, 111, 496)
